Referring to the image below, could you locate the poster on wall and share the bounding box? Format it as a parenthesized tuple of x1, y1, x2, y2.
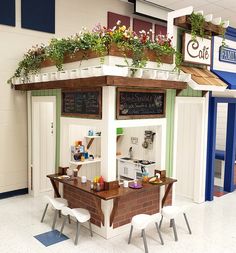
(183, 33, 211, 65)
(116, 88, 166, 120)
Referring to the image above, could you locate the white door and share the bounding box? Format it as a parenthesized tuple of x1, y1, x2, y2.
(173, 97, 207, 203)
(32, 96, 56, 196)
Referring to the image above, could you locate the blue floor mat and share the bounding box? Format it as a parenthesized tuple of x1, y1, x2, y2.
(34, 229, 69, 247)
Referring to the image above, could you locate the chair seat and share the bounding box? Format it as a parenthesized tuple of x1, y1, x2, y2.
(50, 197, 68, 210)
(131, 214, 152, 230)
(62, 207, 91, 223)
(161, 206, 182, 219)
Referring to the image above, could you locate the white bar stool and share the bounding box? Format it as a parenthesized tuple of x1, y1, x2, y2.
(159, 206, 192, 241)
(41, 196, 68, 230)
(60, 206, 93, 245)
(128, 214, 164, 253)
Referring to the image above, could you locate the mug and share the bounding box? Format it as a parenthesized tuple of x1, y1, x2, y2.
(81, 176, 87, 183)
(123, 180, 129, 188)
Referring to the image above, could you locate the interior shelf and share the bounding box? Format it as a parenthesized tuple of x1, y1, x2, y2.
(70, 157, 101, 166)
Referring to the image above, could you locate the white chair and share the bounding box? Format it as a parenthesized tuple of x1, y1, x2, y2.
(128, 214, 164, 253)
(159, 206, 192, 241)
(41, 196, 68, 230)
(60, 206, 93, 245)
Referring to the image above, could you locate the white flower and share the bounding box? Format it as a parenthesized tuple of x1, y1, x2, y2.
(116, 20, 121, 25)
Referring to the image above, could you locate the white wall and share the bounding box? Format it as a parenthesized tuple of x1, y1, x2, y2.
(1, 0, 164, 193)
(216, 103, 228, 151)
(0, 0, 127, 193)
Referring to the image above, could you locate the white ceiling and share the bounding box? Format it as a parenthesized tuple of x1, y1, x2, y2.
(148, 0, 236, 27)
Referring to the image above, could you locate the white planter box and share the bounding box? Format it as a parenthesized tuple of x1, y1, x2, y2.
(156, 71, 169, 80)
(34, 74, 41, 83)
(41, 73, 50, 82)
(142, 69, 156, 79)
(50, 72, 58, 81)
(69, 69, 80, 79)
(128, 68, 143, 78)
(80, 67, 92, 78)
(58, 70, 69, 80)
(91, 65, 128, 77)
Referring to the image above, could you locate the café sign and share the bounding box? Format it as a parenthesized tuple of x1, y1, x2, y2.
(219, 46, 236, 64)
(183, 33, 211, 65)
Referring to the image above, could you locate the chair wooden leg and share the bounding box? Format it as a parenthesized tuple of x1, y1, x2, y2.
(41, 203, 49, 223)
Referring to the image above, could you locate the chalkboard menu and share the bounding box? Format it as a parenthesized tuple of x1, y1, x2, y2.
(117, 88, 165, 119)
(62, 88, 102, 119)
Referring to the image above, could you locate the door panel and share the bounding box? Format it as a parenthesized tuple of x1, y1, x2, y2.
(32, 97, 56, 196)
(173, 97, 207, 203)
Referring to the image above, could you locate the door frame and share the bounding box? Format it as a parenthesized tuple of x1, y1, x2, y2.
(28, 95, 56, 196)
(206, 95, 236, 201)
(173, 97, 208, 203)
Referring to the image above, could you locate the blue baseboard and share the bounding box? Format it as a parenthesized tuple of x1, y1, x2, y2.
(0, 188, 28, 199)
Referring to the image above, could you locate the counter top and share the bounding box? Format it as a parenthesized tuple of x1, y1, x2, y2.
(47, 174, 177, 201)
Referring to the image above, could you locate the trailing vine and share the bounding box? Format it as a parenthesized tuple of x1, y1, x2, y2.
(189, 12, 205, 40)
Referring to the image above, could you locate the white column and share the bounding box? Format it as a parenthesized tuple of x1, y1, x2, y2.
(101, 86, 117, 181)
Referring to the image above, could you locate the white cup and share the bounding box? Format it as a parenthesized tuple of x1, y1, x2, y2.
(123, 180, 129, 188)
(81, 176, 87, 183)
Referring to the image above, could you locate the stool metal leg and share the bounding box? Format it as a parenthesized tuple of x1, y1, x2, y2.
(52, 210, 58, 230)
(75, 221, 81, 245)
(68, 215, 71, 224)
(142, 229, 149, 253)
(41, 203, 49, 223)
(60, 215, 67, 236)
(171, 219, 178, 241)
(89, 220, 93, 237)
(128, 225, 133, 244)
(159, 215, 163, 229)
(141, 229, 144, 237)
(155, 222, 164, 245)
(183, 213, 192, 234)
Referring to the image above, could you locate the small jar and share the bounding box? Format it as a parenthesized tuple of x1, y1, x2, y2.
(73, 169, 78, 177)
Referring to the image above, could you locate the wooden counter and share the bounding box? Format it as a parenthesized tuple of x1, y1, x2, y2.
(47, 174, 177, 227)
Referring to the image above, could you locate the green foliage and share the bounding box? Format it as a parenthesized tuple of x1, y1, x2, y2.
(190, 12, 205, 40)
(9, 22, 182, 84)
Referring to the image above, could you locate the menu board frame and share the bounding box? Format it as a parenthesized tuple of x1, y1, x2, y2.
(61, 88, 102, 119)
(116, 88, 166, 120)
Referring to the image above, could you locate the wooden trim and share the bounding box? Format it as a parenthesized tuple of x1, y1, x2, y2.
(92, 196, 104, 226)
(50, 178, 61, 198)
(161, 182, 173, 208)
(61, 87, 102, 119)
(174, 15, 225, 36)
(116, 87, 166, 120)
(86, 138, 94, 150)
(14, 76, 187, 91)
(110, 198, 119, 227)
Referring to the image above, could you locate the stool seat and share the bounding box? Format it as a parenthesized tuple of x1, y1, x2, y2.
(62, 207, 91, 223)
(159, 205, 192, 242)
(131, 214, 152, 229)
(60, 206, 93, 245)
(161, 206, 182, 219)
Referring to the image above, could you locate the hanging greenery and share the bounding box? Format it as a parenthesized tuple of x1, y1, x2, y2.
(189, 12, 206, 40)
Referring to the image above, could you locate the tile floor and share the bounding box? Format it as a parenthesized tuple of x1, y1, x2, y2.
(1, 192, 236, 253)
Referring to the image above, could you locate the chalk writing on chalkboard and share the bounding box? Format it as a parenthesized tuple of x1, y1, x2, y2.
(117, 88, 165, 119)
(62, 88, 102, 119)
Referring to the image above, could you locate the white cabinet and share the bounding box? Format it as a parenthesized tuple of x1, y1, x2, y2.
(118, 160, 137, 179)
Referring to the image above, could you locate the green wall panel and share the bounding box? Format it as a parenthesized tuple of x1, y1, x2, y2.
(31, 89, 61, 171)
